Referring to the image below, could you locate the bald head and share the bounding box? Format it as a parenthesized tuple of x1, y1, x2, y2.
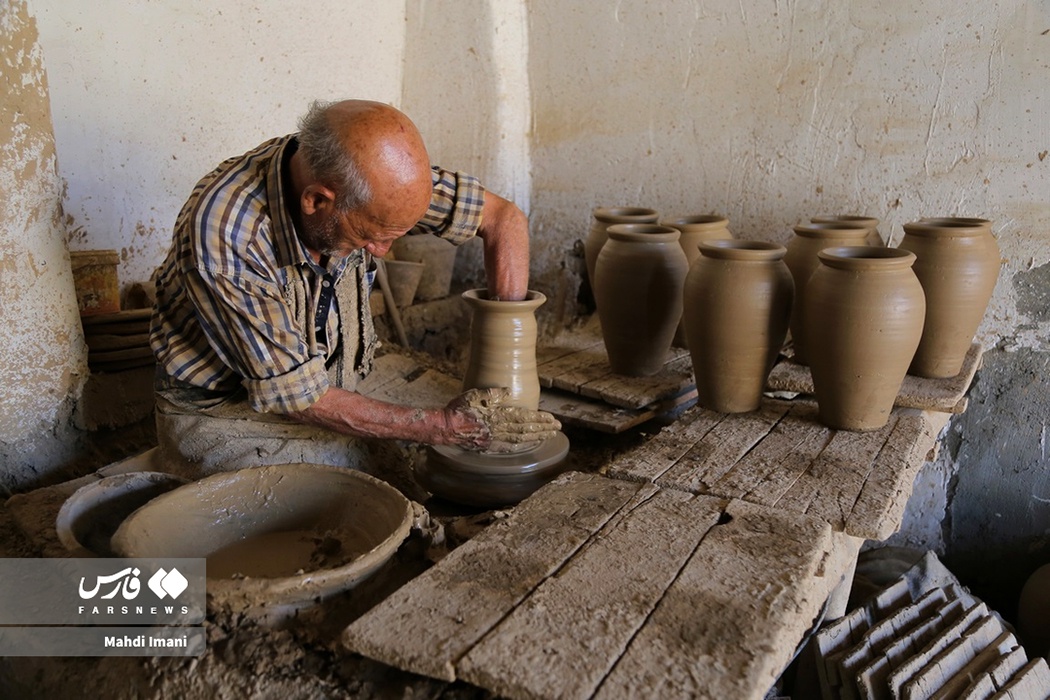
(297, 99, 432, 215)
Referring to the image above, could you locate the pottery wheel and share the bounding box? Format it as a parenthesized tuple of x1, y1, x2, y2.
(420, 432, 570, 508)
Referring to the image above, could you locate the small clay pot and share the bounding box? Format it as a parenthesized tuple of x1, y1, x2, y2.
(683, 240, 793, 413)
(899, 219, 1000, 378)
(784, 223, 870, 365)
(811, 215, 883, 247)
(461, 289, 545, 409)
(390, 234, 459, 301)
(382, 259, 425, 308)
(583, 207, 659, 298)
(662, 215, 734, 347)
(804, 247, 926, 431)
(594, 224, 688, 377)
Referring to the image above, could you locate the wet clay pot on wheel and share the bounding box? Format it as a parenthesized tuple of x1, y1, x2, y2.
(784, 223, 870, 365)
(594, 224, 689, 377)
(583, 207, 659, 298)
(460, 289, 544, 409)
(899, 218, 1000, 379)
(682, 240, 793, 413)
(811, 215, 883, 247)
(804, 247, 926, 431)
(662, 215, 734, 347)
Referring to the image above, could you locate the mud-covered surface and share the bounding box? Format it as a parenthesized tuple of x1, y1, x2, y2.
(0, 417, 655, 699)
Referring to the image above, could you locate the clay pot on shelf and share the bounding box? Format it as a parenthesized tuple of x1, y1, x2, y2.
(811, 215, 883, 247)
(804, 247, 926, 431)
(784, 223, 870, 365)
(682, 240, 793, 413)
(662, 215, 734, 347)
(390, 234, 459, 301)
(898, 219, 1000, 378)
(461, 289, 545, 409)
(381, 259, 425, 309)
(594, 224, 688, 377)
(583, 207, 659, 298)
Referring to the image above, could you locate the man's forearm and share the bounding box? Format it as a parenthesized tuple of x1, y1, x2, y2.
(478, 192, 530, 300)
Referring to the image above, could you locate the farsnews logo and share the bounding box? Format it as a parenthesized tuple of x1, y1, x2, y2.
(79, 566, 189, 601)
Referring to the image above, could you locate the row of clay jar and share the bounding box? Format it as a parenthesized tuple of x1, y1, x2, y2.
(584, 208, 1000, 432)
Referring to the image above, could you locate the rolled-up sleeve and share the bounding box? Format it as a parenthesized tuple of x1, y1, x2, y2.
(410, 167, 485, 245)
(185, 268, 329, 413)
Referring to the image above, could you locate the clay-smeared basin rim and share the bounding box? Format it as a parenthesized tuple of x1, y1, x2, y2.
(56, 471, 190, 556)
(110, 464, 413, 608)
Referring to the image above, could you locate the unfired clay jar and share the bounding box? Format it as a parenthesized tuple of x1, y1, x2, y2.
(583, 207, 659, 297)
(662, 215, 734, 347)
(898, 219, 1000, 378)
(804, 247, 926, 431)
(784, 223, 870, 365)
(1017, 562, 1050, 659)
(811, 215, 883, 247)
(594, 224, 688, 377)
(682, 240, 793, 413)
(390, 234, 459, 301)
(461, 289, 544, 409)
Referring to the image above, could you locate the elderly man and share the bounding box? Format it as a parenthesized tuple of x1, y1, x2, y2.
(151, 99, 559, 481)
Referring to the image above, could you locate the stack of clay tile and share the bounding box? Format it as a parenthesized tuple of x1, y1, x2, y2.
(815, 552, 1050, 699)
(81, 308, 155, 373)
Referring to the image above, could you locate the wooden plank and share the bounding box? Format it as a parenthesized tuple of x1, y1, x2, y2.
(341, 472, 654, 682)
(594, 499, 835, 700)
(847, 410, 944, 540)
(765, 343, 983, 414)
(457, 490, 725, 700)
(539, 386, 698, 434)
(656, 401, 791, 494)
(535, 315, 605, 368)
(772, 413, 901, 534)
(887, 602, 990, 698)
(580, 353, 694, 410)
(992, 657, 1050, 699)
(901, 616, 1006, 700)
(710, 401, 832, 502)
(605, 405, 728, 483)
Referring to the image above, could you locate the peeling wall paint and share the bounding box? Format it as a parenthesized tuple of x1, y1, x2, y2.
(0, 0, 87, 491)
(30, 0, 408, 290)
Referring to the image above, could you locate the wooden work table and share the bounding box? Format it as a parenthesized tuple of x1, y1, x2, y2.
(342, 325, 980, 700)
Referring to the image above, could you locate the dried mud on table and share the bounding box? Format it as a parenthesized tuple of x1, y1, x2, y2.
(606, 399, 946, 540)
(343, 472, 844, 700)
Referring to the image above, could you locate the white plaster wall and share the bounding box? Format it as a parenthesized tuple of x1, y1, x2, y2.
(30, 0, 408, 290)
(0, 0, 87, 491)
(526, 0, 1050, 345)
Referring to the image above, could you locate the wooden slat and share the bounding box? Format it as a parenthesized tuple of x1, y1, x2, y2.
(655, 401, 792, 494)
(457, 489, 725, 700)
(341, 472, 654, 681)
(765, 343, 983, 414)
(605, 405, 728, 483)
(539, 387, 698, 434)
(711, 402, 833, 503)
(593, 499, 835, 700)
(847, 410, 945, 540)
(772, 413, 902, 533)
(579, 353, 694, 409)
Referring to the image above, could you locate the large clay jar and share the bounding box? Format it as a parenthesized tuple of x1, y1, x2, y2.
(898, 219, 1000, 378)
(683, 241, 793, 413)
(811, 215, 883, 247)
(584, 207, 659, 297)
(461, 289, 544, 409)
(784, 223, 870, 365)
(594, 224, 688, 377)
(662, 215, 734, 347)
(804, 247, 926, 431)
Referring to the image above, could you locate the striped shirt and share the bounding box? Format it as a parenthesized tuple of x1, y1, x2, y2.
(151, 134, 485, 414)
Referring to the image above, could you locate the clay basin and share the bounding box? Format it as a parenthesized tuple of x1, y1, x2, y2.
(110, 464, 413, 611)
(56, 471, 190, 557)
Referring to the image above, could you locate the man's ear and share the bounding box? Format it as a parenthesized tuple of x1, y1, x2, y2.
(301, 184, 337, 217)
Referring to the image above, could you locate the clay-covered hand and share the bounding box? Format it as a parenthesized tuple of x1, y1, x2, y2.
(445, 387, 562, 452)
